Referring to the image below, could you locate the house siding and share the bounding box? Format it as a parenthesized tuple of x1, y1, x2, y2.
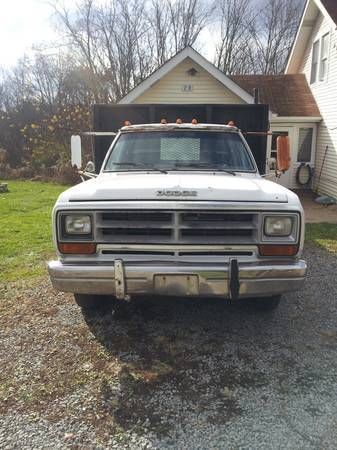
(299, 13, 337, 197)
(133, 58, 245, 104)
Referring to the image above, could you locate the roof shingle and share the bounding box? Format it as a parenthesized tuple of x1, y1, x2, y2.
(230, 74, 321, 117)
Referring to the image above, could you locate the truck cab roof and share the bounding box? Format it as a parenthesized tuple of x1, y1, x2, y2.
(120, 123, 239, 132)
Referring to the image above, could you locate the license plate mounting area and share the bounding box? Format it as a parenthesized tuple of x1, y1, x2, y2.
(153, 274, 199, 296)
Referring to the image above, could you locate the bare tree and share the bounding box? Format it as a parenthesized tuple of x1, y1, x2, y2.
(51, 0, 106, 101)
(52, 0, 153, 101)
(0, 57, 36, 110)
(106, 0, 153, 97)
(249, 0, 303, 74)
(168, 0, 212, 53)
(215, 0, 256, 74)
(148, 0, 172, 66)
(50, 0, 213, 101)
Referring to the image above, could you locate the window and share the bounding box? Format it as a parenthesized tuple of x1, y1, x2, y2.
(104, 131, 256, 172)
(297, 128, 313, 162)
(310, 40, 319, 84)
(319, 33, 329, 81)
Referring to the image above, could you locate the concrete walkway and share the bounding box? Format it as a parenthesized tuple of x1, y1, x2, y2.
(296, 190, 337, 223)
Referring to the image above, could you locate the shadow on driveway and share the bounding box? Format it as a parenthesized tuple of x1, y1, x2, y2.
(80, 246, 337, 448)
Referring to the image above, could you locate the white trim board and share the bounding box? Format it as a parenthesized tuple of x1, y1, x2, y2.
(315, 0, 337, 26)
(286, 0, 336, 74)
(271, 116, 322, 123)
(119, 47, 255, 105)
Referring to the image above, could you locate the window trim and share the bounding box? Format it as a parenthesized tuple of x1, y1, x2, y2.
(297, 127, 314, 163)
(310, 39, 320, 84)
(319, 32, 329, 82)
(310, 32, 330, 85)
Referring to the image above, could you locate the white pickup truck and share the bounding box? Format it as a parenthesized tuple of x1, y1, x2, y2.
(48, 123, 307, 311)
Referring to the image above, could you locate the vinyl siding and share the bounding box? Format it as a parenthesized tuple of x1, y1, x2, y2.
(133, 58, 245, 104)
(299, 13, 337, 198)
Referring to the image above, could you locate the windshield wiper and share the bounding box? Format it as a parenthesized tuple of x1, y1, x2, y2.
(170, 162, 236, 175)
(111, 162, 167, 174)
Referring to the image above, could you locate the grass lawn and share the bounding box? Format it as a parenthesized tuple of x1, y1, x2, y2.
(305, 223, 337, 254)
(0, 180, 68, 282)
(0, 180, 337, 284)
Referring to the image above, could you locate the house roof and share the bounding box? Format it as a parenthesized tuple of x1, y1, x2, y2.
(118, 46, 320, 119)
(286, 0, 336, 73)
(119, 46, 255, 105)
(230, 74, 320, 117)
(321, 0, 337, 25)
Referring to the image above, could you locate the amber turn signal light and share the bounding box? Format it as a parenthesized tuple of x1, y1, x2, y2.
(58, 243, 96, 254)
(259, 244, 299, 257)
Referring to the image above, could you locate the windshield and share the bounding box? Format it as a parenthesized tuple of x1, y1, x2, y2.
(104, 131, 256, 172)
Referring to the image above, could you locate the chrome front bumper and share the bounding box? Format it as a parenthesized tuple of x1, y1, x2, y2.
(48, 259, 307, 300)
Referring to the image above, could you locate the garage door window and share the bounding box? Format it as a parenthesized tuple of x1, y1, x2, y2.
(297, 128, 313, 162)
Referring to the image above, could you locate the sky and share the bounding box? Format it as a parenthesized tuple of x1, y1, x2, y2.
(0, 0, 58, 67)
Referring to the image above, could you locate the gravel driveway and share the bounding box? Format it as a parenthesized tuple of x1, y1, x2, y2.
(1, 245, 337, 449)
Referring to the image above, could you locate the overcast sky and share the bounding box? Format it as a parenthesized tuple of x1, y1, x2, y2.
(0, 0, 58, 67)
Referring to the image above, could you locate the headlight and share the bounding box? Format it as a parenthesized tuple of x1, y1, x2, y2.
(64, 215, 92, 234)
(264, 216, 293, 236)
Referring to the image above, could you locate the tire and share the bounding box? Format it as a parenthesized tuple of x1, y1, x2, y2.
(251, 295, 282, 311)
(73, 294, 111, 310)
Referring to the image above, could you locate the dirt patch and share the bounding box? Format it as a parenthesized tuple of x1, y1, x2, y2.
(297, 190, 337, 224)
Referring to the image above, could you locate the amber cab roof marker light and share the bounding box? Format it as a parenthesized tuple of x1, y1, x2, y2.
(176, 118, 183, 124)
(227, 120, 236, 127)
(58, 243, 97, 255)
(124, 120, 131, 126)
(160, 118, 167, 124)
(191, 118, 198, 124)
(259, 244, 299, 257)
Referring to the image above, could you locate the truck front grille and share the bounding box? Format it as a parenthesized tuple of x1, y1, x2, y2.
(95, 210, 259, 244)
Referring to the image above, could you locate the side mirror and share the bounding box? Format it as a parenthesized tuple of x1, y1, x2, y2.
(84, 161, 95, 173)
(71, 135, 82, 169)
(276, 135, 291, 172)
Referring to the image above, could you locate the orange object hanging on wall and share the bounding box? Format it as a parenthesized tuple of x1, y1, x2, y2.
(276, 135, 291, 172)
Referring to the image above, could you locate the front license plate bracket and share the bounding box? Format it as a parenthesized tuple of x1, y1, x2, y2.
(154, 274, 199, 296)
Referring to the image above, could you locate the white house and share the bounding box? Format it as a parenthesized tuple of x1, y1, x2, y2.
(286, 0, 337, 198)
(118, 40, 327, 191)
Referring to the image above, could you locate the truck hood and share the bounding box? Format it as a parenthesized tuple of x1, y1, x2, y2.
(59, 172, 290, 203)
